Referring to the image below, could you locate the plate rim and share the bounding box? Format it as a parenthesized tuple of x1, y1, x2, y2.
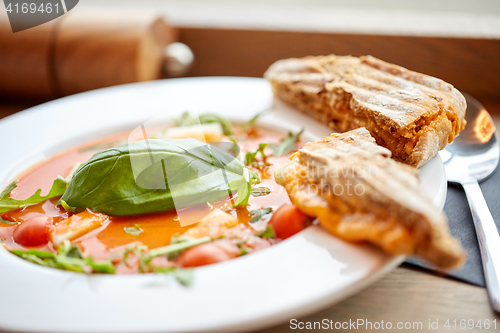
(0, 77, 444, 332)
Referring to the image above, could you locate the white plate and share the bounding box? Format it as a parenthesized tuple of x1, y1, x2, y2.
(0, 77, 446, 333)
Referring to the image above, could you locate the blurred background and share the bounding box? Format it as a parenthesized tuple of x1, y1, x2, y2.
(0, 0, 499, 120)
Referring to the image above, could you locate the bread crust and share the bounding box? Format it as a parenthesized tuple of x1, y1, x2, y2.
(265, 55, 467, 168)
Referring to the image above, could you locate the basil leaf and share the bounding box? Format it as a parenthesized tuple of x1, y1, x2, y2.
(250, 187, 271, 197)
(269, 129, 304, 157)
(61, 139, 259, 216)
(249, 207, 272, 223)
(0, 176, 67, 214)
(124, 224, 143, 236)
(257, 225, 276, 239)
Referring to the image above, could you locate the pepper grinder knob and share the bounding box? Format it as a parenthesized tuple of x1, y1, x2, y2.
(163, 42, 194, 78)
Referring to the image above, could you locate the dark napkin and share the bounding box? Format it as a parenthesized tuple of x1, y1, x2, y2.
(405, 165, 500, 287)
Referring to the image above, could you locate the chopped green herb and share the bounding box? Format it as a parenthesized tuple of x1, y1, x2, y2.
(249, 207, 272, 223)
(250, 187, 271, 197)
(241, 108, 271, 134)
(147, 236, 212, 259)
(0, 176, 67, 214)
(0, 216, 17, 225)
(124, 224, 143, 236)
(119, 245, 138, 264)
(239, 247, 252, 256)
(270, 128, 304, 157)
(257, 225, 276, 239)
(245, 143, 269, 165)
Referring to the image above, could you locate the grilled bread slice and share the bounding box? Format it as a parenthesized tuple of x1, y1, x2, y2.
(275, 127, 466, 269)
(265, 55, 467, 168)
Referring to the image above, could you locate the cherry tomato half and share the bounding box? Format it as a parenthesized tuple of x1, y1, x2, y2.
(270, 204, 311, 240)
(177, 239, 239, 268)
(13, 216, 49, 247)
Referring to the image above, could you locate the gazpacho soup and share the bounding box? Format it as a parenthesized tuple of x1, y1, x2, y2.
(0, 112, 312, 284)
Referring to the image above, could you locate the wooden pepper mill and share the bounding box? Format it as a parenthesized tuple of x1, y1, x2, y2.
(0, 8, 193, 100)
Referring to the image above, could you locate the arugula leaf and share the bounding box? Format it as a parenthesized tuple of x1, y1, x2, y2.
(245, 143, 268, 165)
(174, 111, 192, 127)
(249, 207, 272, 223)
(199, 114, 235, 137)
(174, 112, 234, 137)
(124, 224, 143, 236)
(85, 257, 116, 274)
(228, 168, 258, 206)
(58, 240, 83, 258)
(61, 139, 259, 216)
(0, 176, 67, 214)
(0, 216, 17, 225)
(59, 199, 76, 213)
(239, 246, 252, 256)
(269, 129, 304, 157)
(11, 249, 56, 259)
(250, 187, 271, 197)
(151, 266, 194, 286)
(19, 253, 52, 267)
(257, 225, 276, 239)
(147, 236, 212, 259)
(11, 245, 115, 274)
(173, 269, 194, 286)
(165, 233, 188, 260)
(241, 108, 271, 134)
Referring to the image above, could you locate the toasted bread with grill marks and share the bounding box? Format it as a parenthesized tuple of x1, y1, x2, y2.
(265, 55, 466, 168)
(275, 127, 466, 270)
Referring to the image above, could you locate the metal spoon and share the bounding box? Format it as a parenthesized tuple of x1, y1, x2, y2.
(440, 93, 500, 311)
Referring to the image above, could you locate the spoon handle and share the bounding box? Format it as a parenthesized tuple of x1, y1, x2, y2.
(462, 181, 500, 312)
